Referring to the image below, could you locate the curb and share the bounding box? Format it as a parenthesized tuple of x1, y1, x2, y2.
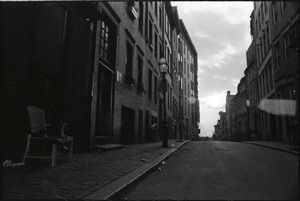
(82, 140, 189, 200)
(245, 142, 298, 155)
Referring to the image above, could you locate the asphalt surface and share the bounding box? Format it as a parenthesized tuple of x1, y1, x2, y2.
(123, 141, 298, 200)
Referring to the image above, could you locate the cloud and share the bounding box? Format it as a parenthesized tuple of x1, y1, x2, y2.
(201, 91, 227, 109)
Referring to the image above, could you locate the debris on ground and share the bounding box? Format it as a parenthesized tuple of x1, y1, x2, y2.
(162, 161, 166, 165)
(140, 158, 148, 162)
(157, 167, 162, 171)
(3, 160, 25, 168)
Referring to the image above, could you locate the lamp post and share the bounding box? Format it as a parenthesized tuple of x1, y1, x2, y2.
(246, 99, 251, 141)
(159, 57, 169, 148)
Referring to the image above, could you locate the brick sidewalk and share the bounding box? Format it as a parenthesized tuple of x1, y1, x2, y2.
(3, 140, 186, 200)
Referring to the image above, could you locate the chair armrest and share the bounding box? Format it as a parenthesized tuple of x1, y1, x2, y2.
(46, 123, 68, 137)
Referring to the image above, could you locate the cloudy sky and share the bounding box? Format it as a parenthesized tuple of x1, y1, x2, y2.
(171, 1, 254, 137)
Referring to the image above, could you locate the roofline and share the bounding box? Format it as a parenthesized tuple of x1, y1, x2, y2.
(179, 19, 197, 55)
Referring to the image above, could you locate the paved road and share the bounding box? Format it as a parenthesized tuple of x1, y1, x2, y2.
(123, 141, 298, 200)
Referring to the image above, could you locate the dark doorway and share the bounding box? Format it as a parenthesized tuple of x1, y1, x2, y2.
(145, 110, 150, 142)
(270, 114, 278, 140)
(94, 14, 117, 145)
(121, 106, 135, 144)
(138, 110, 143, 143)
(95, 64, 114, 143)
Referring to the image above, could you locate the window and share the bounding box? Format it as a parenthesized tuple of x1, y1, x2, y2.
(138, 2, 144, 36)
(99, 20, 109, 62)
(184, 59, 186, 74)
(266, 68, 270, 92)
(260, 41, 263, 61)
(266, 24, 270, 48)
(165, 14, 169, 38)
(159, 6, 162, 30)
(184, 78, 186, 95)
(185, 99, 187, 115)
(154, 75, 157, 103)
(154, 32, 158, 59)
(258, 11, 261, 30)
(257, 44, 260, 64)
(148, 68, 152, 100)
(125, 42, 134, 85)
(272, 2, 278, 25)
(261, 4, 264, 22)
(263, 32, 267, 55)
(274, 41, 281, 69)
(155, 1, 158, 18)
(159, 41, 163, 58)
(255, 20, 258, 38)
(269, 63, 274, 89)
(283, 30, 292, 62)
(137, 56, 143, 92)
(148, 18, 153, 50)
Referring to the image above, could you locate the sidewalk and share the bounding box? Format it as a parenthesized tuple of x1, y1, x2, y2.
(3, 140, 188, 200)
(245, 141, 299, 155)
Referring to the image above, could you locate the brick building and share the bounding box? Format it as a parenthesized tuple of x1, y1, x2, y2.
(177, 19, 199, 140)
(2, 1, 200, 160)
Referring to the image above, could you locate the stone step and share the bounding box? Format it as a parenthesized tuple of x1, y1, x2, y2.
(92, 144, 125, 152)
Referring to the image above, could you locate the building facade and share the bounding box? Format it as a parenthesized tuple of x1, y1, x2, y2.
(244, 41, 260, 140)
(177, 19, 199, 140)
(2, 1, 200, 160)
(226, 91, 235, 141)
(253, 1, 299, 142)
(213, 111, 227, 141)
(216, 2, 299, 144)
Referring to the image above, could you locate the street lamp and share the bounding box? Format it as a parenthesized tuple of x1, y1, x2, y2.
(159, 57, 168, 148)
(246, 99, 251, 141)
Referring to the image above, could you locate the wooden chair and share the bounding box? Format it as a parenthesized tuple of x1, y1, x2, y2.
(22, 106, 73, 167)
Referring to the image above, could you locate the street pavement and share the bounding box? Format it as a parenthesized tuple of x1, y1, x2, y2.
(123, 141, 299, 200)
(2, 140, 298, 200)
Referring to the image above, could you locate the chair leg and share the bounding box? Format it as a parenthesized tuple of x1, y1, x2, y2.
(22, 135, 31, 164)
(69, 142, 73, 161)
(51, 144, 57, 167)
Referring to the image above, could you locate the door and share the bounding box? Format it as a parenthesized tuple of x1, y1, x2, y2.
(94, 14, 117, 145)
(145, 110, 150, 143)
(138, 110, 143, 143)
(121, 106, 135, 144)
(95, 63, 114, 139)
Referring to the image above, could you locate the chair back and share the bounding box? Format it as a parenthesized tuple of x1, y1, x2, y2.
(27, 106, 47, 136)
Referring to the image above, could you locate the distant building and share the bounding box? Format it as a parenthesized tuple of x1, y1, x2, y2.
(226, 91, 235, 140)
(214, 111, 227, 141)
(176, 17, 199, 140)
(244, 40, 260, 140)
